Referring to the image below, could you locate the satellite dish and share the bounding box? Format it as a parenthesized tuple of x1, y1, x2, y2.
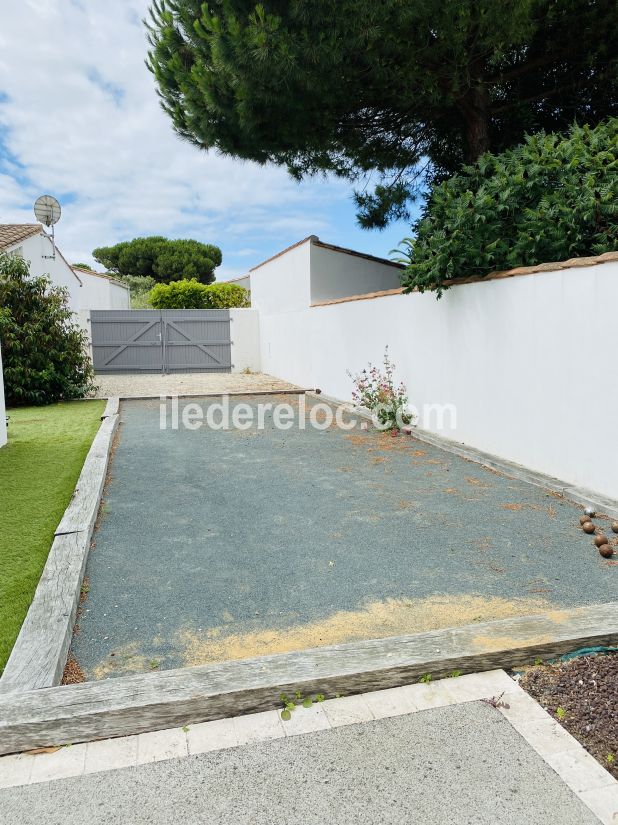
(34, 194, 61, 227)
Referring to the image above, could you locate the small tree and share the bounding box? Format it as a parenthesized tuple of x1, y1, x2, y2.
(0, 253, 95, 406)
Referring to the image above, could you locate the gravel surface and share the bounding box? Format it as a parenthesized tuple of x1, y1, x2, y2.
(521, 651, 617, 780)
(71, 395, 617, 680)
(91, 372, 298, 398)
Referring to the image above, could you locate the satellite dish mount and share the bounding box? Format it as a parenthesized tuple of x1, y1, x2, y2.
(33, 195, 61, 259)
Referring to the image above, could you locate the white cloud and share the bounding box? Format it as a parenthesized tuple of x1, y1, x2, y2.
(0, 0, 351, 272)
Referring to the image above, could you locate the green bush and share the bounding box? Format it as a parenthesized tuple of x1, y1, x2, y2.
(0, 253, 95, 406)
(149, 279, 250, 309)
(203, 283, 250, 309)
(397, 119, 618, 296)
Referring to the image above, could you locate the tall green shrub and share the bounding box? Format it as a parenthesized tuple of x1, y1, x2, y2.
(397, 119, 618, 296)
(0, 253, 95, 406)
(149, 279, 250, 309)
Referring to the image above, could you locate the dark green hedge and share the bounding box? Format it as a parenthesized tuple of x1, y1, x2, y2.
(397, 119, 618, 296)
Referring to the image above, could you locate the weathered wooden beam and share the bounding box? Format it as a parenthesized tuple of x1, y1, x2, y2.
(53, 413, 118, 537)
(101, 396, 119, 418)
(114, 388, 316, 400)
(0, 413, 119, 695)
(0, 602, 615, 755)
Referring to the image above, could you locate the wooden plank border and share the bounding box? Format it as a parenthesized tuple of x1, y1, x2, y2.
(0, 410, 120, 695)
(0, 602, 616, 755)
(110, 388, 317, 401)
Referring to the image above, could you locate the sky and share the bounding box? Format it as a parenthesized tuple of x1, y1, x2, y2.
(0, 0, 415, 279)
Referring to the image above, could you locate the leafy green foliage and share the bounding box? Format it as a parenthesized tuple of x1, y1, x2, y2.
(279, 691, 329, 721)
(147, 0, 618, 227)
(149, 279, 250, 309)
(202, 283, 250, 309)
(0, 253, 95, 406)
(397, 120, 618, 295)
(72, 262, 93, 271)
(116, 274, 157, 308)
(93, 236, 222, 284)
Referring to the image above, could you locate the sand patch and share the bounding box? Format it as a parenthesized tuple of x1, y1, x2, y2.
(177, 594, 552, 668)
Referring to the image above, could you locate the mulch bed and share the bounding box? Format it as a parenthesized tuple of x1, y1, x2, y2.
(520, 652, 617, 780)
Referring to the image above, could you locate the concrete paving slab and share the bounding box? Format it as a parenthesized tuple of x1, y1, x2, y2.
(0, 701, 600, 825)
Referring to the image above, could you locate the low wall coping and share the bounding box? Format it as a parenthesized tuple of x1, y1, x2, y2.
(310, 250, 618, 307)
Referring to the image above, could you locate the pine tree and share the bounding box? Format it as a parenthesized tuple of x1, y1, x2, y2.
(147, 0, 618, 227)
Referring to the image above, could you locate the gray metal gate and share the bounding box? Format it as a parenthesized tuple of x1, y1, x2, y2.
(90, 310, 232, 373)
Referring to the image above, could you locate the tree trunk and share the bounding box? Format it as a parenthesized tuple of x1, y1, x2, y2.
(459, 84, 491, 163)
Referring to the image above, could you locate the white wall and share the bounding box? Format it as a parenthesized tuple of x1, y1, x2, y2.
(0, 344, 6, 448)
(310, 243, 402, 303)
(16, 233, 82, 311)
(230, 309, 261, 373)
(254, 259, 618, 501)
(250, 239, 313, 381)
(10, 234, 129, 313)
(223, 275, 251, 291)
(77, 271, 130, 311)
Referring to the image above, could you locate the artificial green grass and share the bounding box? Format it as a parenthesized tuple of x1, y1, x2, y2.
(0, 400, 105, 674)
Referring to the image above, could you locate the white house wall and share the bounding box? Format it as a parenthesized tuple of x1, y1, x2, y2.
(78, 272, 130, 311)
(253, 259, 618, 501)
(250, 240, 313, 382)
(16, 233, 82, 311)
(310, 243, 402, 303)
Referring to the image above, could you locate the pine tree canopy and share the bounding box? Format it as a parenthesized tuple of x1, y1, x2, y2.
(146, 0, 618, 228)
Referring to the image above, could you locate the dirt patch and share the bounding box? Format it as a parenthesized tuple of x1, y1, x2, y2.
(62, 655, 86, 684)
(520, 652, 617, 780)
(465, 476, 490, 488)
(176, 594, 551, 668)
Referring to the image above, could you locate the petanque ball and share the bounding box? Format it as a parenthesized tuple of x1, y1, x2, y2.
(582, 522, 596, 534)
(599, 544, 614, 558)
(594, 534, 608, 547)
(584, 506, 597, 517)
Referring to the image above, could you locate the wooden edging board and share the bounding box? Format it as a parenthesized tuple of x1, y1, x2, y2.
(0, 602, 616, 755)
(113, 388, 317, 401)
(0, 401, 120, 695)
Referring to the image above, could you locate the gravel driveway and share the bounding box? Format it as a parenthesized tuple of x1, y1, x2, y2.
(92, 372, 298, 398)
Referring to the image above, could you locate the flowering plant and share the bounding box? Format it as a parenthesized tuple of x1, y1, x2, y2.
(348, 347, 414, 431)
